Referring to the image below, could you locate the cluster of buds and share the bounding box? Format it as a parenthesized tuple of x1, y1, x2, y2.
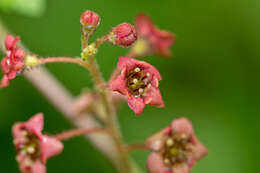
(146, 118, 207, 173)
(12, 114, 63, 173)
(1, 35, 26, 88)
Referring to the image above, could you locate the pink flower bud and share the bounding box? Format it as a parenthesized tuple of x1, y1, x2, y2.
(80, 10, 100, 29)
(108, 23, 137, 47)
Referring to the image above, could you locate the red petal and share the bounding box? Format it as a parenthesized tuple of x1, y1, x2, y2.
(144, 86, 164, 108)
(146, 153, 167, 173)
(0, 75, 10, 88)
(109, 75, 128, 95)
(25, 113, 44, 137)
(127, 96, 145, 115)
(171, 118, 194, 137)
(40, 136, 63, 163)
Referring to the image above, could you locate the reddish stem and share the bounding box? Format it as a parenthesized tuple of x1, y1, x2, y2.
(95, 35, 108, 48)
(125, 143, 151, 153)
(39, 57, 90, 69)
(55, 128, 108, 141)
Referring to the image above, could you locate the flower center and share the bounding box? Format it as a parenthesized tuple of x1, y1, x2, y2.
(17, 129, 41, 162)
(126, 67, 151, 97)
(162, 134, 190, 167)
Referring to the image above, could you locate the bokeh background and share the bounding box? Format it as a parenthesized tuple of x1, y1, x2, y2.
(0, 0, 259, 172)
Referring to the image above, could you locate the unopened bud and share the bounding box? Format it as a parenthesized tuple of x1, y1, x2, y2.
(81, 44, 98, 60)
(108, 23, 137, 47)
(25, 55, 39, 68)
(80, 10, 100, 35)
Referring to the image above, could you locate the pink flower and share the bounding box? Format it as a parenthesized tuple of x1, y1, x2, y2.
(109, 57, 164, 115)
(1, 35, 26, 88)
(146, 118, 207, 173)
(108, 23, 137, 47)
(12, 113, 63, 173)
(134, 13, 175, 57)
(80, 10, 100, 29)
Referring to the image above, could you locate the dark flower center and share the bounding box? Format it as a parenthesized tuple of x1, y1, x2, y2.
(17, 129, 41, 162)
(126, 67, 151, 96)
(162, 134, 190, 167)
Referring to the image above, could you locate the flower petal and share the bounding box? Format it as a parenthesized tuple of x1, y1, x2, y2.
(25, 113, 44, 137)
(171, 118, 194, 137)
(127, 96, 145, 115)
(1, 75, 10, 88)
(146, 128, 169, 151)
(40, 136, 63, 163)
(109, 75, 128, 95)
(147, 153, 166, 173)
(31, 161, 46, 173)
(172, 164, 189, 173)
(190, 136, 208, 160)
(135, 13, 153, 37)
(117, 57, 137, 70)
(144, 86, 164, 108)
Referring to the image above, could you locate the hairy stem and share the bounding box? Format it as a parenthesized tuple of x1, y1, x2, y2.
(39, 57, 90, 69)
(86, 54, 132, 173)
(126, 143, 151, 153)
(56, 127, 107, 141)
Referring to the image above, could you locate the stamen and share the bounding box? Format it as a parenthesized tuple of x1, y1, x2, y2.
(134, 67, 141, 72)
(138, 88, 144, 93)
(166, 138, 174, 146)
(133, 78, 138, 84)
(27, 146, 35, 154)
(21, 130, 28, 136)
(147, 84, 151, 88)
(164, 158, 170, 165)
(146, 73, 150, 77)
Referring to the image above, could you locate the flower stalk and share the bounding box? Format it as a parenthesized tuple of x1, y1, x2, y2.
(55, 127, 108, 141)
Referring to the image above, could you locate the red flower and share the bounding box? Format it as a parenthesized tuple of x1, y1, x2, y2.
(146, 118, 207, 173)
(108, 23, 137, 47)
(109, 57, 164, 115)
(1, 35, 26, 88)
(134, 13, 175, 57)
(12, 113, 63, 173)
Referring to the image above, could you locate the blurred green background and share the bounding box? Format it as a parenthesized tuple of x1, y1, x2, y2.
(0, 0, 259, 172)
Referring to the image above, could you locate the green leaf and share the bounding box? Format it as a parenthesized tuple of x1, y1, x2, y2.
(0, 0, 46, 17)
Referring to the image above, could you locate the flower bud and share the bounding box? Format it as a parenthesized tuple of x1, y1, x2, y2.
(80, 10, 100, 32)
(81, 43, 98, 60)
(108, 23, 137, 47)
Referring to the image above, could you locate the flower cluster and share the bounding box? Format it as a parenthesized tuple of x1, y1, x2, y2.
(1, 35, 26, 88)
(12, 114, 63, 173)
(146, 118, 207, 173)
(1, 10, 208, 173)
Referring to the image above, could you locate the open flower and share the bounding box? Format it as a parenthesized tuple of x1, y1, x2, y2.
(146, 118, 207, 173)
(12, 113, 63, 173)
(109, 57, 164, 115)
(134, 13, 175, 57)
(1, 35, 26, 88)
